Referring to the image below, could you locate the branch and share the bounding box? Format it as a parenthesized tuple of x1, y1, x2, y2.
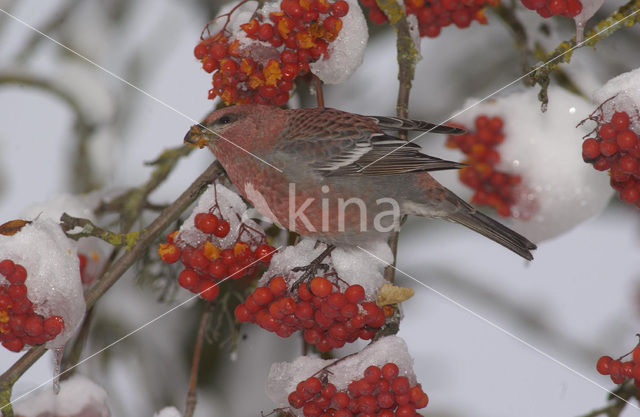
(529, 0, 640, 109)
(184, 301, 215, 417)
(0, 161, 224, 416)
(374, 0, 419, 286)
(95, 144, 193, 230)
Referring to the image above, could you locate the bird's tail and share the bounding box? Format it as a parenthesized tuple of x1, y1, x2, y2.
(447, 209, 537, 261)
(407, 188, 537, 260)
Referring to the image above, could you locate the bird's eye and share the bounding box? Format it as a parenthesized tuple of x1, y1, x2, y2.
(219, 115, 232, 124)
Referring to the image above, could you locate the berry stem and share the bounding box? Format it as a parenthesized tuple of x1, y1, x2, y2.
(313, 74, 325, 108)
(184, 301, 215, 417)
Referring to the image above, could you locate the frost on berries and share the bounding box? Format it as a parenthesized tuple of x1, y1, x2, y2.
(13, 374, 110, 417)
(447, 87, 612, 243)
(582, 68, 640, 207)
(360, 0, 499, 38)
(267, 336, 428, 416)
(158, 184, 275, 300)
(234, 239, 393, 351)
(21, 193, 107, 286)
(0, 219, 85, 351)
(194, 0, 367, 105)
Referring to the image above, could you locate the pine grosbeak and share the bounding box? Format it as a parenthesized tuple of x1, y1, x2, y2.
(184, 104, 536, 260)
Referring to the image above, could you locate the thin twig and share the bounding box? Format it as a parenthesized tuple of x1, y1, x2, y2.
(184, 301, 215, 417)
(374, 0, 418, 285)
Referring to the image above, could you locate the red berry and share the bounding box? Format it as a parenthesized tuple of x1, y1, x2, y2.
(381, 363, 399, 380)
(620, 186, 639, 204)
(611, 112, 630, 131)
(345, 285, 365, 303)
(269, 276, 287, 296)
(619, 155, 639, 174)
(252, 287, 274, 306)
(581, 138, 600, 161)
(599, 123, 617, 140)
(234, 304, 252, 322)
(364, 365, 382, 383)
(2, 338, 24, 352)
(391, 376, 410, 395)
(220, 249, 235, 266)
(24, 316, 43, 337)
(0, 259, 15, 276)
(43, 316, 64, 337)
(633, 346, 640, 363)
(195, 213, 219, 233)
(178, 269, 199, 292)
(599, 141, 619, 157)
(331, 0, 349, 17)
(609, 359, 622, 377)
(194, 43, 208, 59)
(396, 404, 416, 417)
(258, 23, 275, 40)
(255, 244, 275, 263)
(7, 284, 27, 300)
(617, 130, 637, 150)
(213, 220, 230, 238)
(199, 281, 220, 300)
(209, 43, 227, 60)
(596, 355, 613, 375)
(622, 361, 635, 378)
(7, 264, 27, 285)
(208, 260, 227, 279)
(309, 277, 332, 297)
(158, 243, 181, 264)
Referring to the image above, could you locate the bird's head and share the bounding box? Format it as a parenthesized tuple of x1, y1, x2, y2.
(184, 105, 253, 151)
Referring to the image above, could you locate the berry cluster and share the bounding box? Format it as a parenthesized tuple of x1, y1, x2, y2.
(360, 0, 498, 38)
(596, 344, 640, 387)
(581, 110, 640, 207)
(0, 259, 65, 352)
(158, 212, 275, 301)
(288, 363, 428, 416)
(446, 115, 522, 217)
(235, 276, 386, 351)
(520, 0, 583, 18)
(194, 0, 348, 105)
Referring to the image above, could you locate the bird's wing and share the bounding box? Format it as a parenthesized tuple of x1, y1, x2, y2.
(275, 108, 464, 177)
(368, 115, 465, 135)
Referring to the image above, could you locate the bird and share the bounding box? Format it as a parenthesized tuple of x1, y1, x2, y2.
(184, 104, 536, 261)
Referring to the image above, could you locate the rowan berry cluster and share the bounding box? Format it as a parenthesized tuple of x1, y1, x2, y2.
(0, 259, 65, 352)
(581, 109, 640, 207)
(158, 212, 275, 300)
(446, 115, 522, 217)
(359, 0, 498, 37)
(520, 0, 583, 18)
(194, 0, 348, 105)
(596, 343, 640, 387)
(287, 363, 428, 416)
(235, 275, 386, 351)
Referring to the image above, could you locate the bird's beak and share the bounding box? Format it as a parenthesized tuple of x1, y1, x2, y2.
(183, 124, 211, 149)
